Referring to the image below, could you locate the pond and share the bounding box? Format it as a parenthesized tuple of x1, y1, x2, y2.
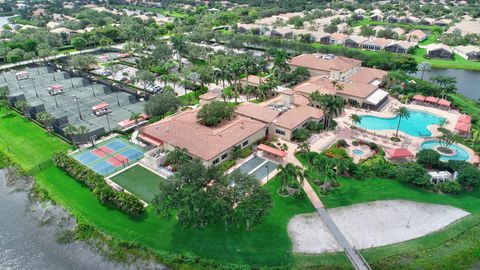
(414, 68, 480, 101)
(0, 15, 15, 28)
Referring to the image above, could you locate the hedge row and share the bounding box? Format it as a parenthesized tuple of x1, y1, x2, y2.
(52, 152, 145, 216)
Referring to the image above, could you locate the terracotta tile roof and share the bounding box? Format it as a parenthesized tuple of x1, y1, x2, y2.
(273, 105, 323, 129)
(240, 75, 264, 85)
(347, 67, 387, 84)
(405, 30, 427, 41)
(294, 76, 379, 99)
(257, 144, 286, 158)
(199, 92, 218, 100)
(413, 94, 426, 101)
(288, 54, 361, 73)
(385, 148, 414, 158)
(140, 109, 267, 161)
(458, 114, 472, 123)
(293, 94, 311, 106)
(235, 102, 280, 123)
(455, 121, 471, 133)
(363, 37, 393, 47)
(330, 32, 348, 40)
(426, 44, 453, 53)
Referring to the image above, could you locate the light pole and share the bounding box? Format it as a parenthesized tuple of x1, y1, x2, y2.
(31, 78, 38, 98)
(266, 165, 270, 181)
(70, 71, 75, 88)
(53, 93, 59, 108)
(74, 96, 82, 120)
(105, 112, 111, 131)
(91, 81, 96, 97)
(115, 89, 120, 107)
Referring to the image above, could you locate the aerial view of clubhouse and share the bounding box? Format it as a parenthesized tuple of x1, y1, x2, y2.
(1, 1, 480, 267)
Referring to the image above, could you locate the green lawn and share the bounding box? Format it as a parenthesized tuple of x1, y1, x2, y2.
(353, 19, 442, 31)
(0, 110, 70, 171)
(0, 108, 350, 268)
(110, 165, 165, 203)
(412, 48, 480, 71)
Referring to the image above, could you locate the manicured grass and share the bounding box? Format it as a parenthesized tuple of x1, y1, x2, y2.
(110, 165, 165, 203)
(0, 108, 352, 268)
(412, 48, 480, 71)
(353, 19, 442, 31)
(0, 110, 71, 171)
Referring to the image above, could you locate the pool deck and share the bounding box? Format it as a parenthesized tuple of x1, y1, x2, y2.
(335, 99, 478, 164)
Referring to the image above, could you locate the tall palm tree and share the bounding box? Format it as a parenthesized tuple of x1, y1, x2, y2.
(37, 111, 54, 132)
(14, 100, 30, 118)
(64, 125, 78, 145)
(322, 164, 337, 191)
(130, 112, 142, 130)
(471, 129, 480, 147)
(314, 93, 345, 129)
(349, 114, 361, 126)
(418, 62, 431, 80)
(394, 106, 410, 138)
(77, 125, 89, 144)
(298, 142, 310, 153)
(277, 163, 300, 193)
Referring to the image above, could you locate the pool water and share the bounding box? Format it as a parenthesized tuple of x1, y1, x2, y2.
(352, 149, 365, 156)
(421, 141, 471, 161)
(358, 110, 444, 137)
(234, 157, 278, 181)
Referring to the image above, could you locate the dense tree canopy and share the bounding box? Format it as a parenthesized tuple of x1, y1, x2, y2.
(197, 101, 235, 127)
(153, 159, 272, 229)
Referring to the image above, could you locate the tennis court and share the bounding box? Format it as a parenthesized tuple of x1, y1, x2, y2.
(110, 165, 165, 203)
(71, 137, 146, 176)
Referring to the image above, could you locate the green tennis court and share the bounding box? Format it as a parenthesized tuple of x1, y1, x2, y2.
(110, 165, 165, 203)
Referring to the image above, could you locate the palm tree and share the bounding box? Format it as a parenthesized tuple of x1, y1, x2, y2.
(471, 129, 480, 147)
(331, 80, 344, 92)
(37, 111, 54, 132)
(349, 114, 361, 127)
(394, 106, 410, 138)
(418, 62, 431, 80)
(322, 164, 337, 191)
(277, 163, 299, 194)
(130, 112, 142, 130)
(77, 125, 89, 144)
(64, 125, 78, 145)
(14, 100, 30, 118)
(314, 93, 345, 129)
(298, 142, 310, 153)
(231, 145, 241, 160)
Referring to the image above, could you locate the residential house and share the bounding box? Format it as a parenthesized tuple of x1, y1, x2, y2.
(384, 41, 416, 54)
(370, 14, 384, 21)
(344, 35, 369, 48)
(454, 45, 480, 61)
(240, 75, 265, 87)
(361, 37, 393, 51)
(426, 44, 453, 59)
(329, 33, 348, 45)
(435, 18, 452, 27)
(387, 15, 399, 23)
(405, 29, 427, 42)
(391, 27, 406, 36)
(399, 16, 420, 24)
(419, 17, 435, 25)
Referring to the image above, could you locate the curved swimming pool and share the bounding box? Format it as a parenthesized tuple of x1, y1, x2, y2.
(358, 110, 444, 137)
(421, 141, 471, 161)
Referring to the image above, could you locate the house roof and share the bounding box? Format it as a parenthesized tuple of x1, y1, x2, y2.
(386, 41, 416, 50)
(347, 67, 387, 84)
(455, 121, 471, 133)
(426, 44, 453, 53)
(140, 109, 267, 161)
(458, 114, 472, 123)
(288, 54, 361, 73)
(363, 37, 393, 47)
(405, 30, 427, 41)
(413, 94, 426, 101)
(425, 96, 439, 103)
(293, 76, 379, 99)
(455, 45, 480, 54)
(385, 148, 414, 159)
(273, 105, 323, 129)
(199, 92, 218, 100)
(240, 75, 264, 85)
(346, 35, 369, 44)
(437, 99, 451, 107)
(257, 144, 286, 158)
(235, 102, 281, 123)
(92, 103, 109, 110)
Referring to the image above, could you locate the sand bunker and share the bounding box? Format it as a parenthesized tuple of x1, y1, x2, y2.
(288, 200, 469, 254)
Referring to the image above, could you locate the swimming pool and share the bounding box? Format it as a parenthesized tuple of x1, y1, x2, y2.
(421, 141, 471, 161)
(352, 149, 365, 156)
(358, 110, 444, 137)
(234, 156, 278, 181)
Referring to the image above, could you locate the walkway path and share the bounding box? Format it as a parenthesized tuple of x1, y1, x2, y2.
(281, 136, 371, 270)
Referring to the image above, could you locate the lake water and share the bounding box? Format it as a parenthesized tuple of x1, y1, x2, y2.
(414, 68, 480, 101)
(0, 170, 124, 270)
(0, 15, 15, 28)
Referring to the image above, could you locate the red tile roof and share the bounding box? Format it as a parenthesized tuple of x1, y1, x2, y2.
(437, 99, 451, 107)
(257, 144, 286, 158)
(385, 148, 414, 159)
(455, 122, 471, 133)
(413, 94, 426, 101)
(425, 96, 439, 103)
(92, 103, 109, 111)
(458, 114, 472, 123)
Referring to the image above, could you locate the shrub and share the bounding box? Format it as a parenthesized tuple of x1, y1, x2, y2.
(438, 181, 463, 194)
(291, 128, 310, 142)
(396, 162, 431, 187)
(416, 149, 441, 169)
(52, 152, 144, 216)
(337, 139, 348, 147)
